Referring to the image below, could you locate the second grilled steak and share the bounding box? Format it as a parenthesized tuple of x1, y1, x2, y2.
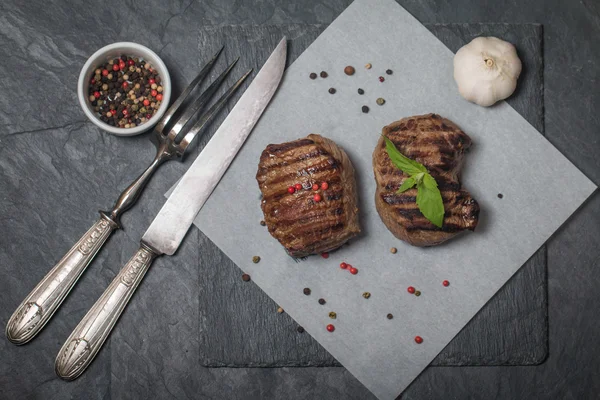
(256, 134, 360, 257)
(373, 114, 479, 246)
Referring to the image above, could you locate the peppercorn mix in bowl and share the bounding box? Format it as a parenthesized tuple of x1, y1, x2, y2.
(78, 42, 171, 136)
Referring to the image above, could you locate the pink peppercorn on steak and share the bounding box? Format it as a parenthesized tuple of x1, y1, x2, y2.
(256, 134, 360, 257)
(373, 114, 480, 246)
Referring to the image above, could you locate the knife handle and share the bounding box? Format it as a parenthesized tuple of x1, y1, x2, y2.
(6, 214, 118, 345)
(55, 243, 158, 380)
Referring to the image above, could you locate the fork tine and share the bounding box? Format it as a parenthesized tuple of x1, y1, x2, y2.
(154, 46, 223, 134)
(178, 69, 253, 151)
(166, 58, 240, 142)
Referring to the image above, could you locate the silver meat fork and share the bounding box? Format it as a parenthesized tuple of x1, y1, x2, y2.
(6, 48, 251, 344)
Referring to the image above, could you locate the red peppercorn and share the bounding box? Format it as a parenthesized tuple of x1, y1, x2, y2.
(102, 69, 109, 76)
(119, 61, 126, 70)
(340, 262, 348, 269)
(143, 99, 150, 106)
(287, 186, 295, 194)
(379, 76, 385, 82)
(294, 183, 302, 190)
(313, 194, 322, 202)
(127, 59, 135, 66)
(149, 78, 155, 85)
(326, 324, 335, 332)
(112, 64, 120, 71)
(443, 280, 450, 287)
(415, 336, 423, 344)
(93, 91, 101, 98)
(349, 267, 358, 275)
(110, 110, 116, 116)
(90, 78, 96, 84)
(407, 286, 415, 294)
(122, 82, 129, 89)
(151, 89, 158, 97)
(122, 109, 129, 116)
(312, 183, 319, 191)
(146, 114, 152, 119)
(321, 252, 329, 259)
(321, 182, 329, 190)
(156, 94, 163, 101)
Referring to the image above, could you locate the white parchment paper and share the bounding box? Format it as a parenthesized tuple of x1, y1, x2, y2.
(172, 0, 596, 398)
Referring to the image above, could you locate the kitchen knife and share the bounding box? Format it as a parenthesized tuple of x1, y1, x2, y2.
(55, 37, 287, 380)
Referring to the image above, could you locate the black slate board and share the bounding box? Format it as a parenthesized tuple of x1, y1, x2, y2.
(197, 23, 548, 367)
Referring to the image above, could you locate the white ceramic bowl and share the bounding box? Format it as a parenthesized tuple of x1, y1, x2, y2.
(77, 42, 171, 136)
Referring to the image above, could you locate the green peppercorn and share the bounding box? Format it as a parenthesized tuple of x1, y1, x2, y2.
(376, 97, 385, 105)
(252, 256, 260, 263)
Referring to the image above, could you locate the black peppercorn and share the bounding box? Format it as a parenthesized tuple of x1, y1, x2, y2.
(242, 274, 251, 282)
(309, 72, 317, 79)
(361, 105, 369, 113)
(320, 71, 328, 78)
(297, 326, 305, 333)
(328, 88, 336, 94)
(386, 69, 393, 75)
(303, 288, 311, 296)
(318, 298, 326, 305)
(498, 193, 504, 199)
(357, 88, 364, 95)
(387, 313, 393, 320)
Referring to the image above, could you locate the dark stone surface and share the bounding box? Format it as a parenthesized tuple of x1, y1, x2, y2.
(198, 23, 548, 368)
(0, 1, 598, 400)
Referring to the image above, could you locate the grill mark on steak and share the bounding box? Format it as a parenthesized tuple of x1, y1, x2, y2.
(405, 223, 465, 233)
(283, 222, 347, 251)
(261, 148, 327, 172)
(265, 158, 337, 185)
(266, 138, 314, 154)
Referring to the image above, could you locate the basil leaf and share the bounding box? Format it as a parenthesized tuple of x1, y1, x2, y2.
(416, 174, 445, 228)
(397, 176, 417, 193)
(384, 137, 426, 175)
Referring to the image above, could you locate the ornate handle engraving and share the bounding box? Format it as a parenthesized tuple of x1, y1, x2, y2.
(55, 244, 158, 380)
(6, 215, 117, 345)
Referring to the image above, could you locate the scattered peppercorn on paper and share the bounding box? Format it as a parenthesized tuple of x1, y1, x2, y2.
(169, 0, 596, 398)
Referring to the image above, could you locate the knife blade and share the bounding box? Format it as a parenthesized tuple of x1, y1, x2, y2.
(144, 37, 287, 255)
(55, 38, 287, 381)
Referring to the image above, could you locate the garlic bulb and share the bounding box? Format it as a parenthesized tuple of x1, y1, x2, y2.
(453, 36, 522, 107)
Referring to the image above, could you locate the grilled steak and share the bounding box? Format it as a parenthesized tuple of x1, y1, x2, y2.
(373, 114, 479, 246)
(257, 134, 360, 257)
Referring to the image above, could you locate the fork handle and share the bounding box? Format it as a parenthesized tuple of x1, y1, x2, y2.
(6, 214, 118, 345)
(55, 243, 159, 380)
